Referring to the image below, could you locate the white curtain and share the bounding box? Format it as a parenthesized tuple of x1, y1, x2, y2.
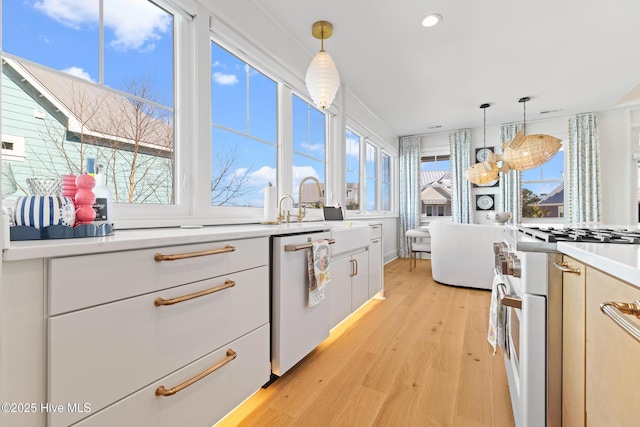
(499, 123, 523, 224)
(567, 113, 601, 223)
(449, 129, 473, 223)
(399, 136, 421, 258)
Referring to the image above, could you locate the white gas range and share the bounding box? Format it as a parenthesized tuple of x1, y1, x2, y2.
(495, 225, 640, 427)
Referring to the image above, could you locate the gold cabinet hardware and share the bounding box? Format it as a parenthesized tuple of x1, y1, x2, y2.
(154, 280, 236, 306)
(600, 300, 640, 342)
(154, 245, 236, 262)
(553, 262, 581, 275)
(155, 349, 237, 397)
(349, 259, 355, 277)
(284, 238, 335, 252)
(372, 239, 380, 243)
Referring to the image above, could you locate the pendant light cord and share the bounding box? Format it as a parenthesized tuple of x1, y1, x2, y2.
(483, 107, 486, 150)
(519, 96, 530, 135)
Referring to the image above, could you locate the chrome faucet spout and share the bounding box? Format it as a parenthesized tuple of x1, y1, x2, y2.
(277, 195, 294, 224)
(297, 176, 323, 223)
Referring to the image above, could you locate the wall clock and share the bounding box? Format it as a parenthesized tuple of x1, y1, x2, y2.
(475, 146, 494, 163)
(476, 194, 494, 210)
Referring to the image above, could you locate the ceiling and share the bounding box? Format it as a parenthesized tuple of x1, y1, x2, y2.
(250, 0, 640, 137)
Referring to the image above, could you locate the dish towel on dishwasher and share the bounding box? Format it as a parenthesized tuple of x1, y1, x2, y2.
(307, 239, 332, 307)
(488, 273, 508, 355)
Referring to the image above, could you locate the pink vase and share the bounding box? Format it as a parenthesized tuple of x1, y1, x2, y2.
(62, 174, 77, 203)
(75, 174, 96, 225)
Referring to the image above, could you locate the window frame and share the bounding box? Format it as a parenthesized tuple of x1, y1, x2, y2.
(420, 153, 452, 222)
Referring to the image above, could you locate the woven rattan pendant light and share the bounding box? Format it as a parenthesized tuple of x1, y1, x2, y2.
(502, 97, 562, 170)
(466, 103, 500, 185)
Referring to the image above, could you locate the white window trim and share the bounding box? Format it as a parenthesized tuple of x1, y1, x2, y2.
(1, 134, 26, 162)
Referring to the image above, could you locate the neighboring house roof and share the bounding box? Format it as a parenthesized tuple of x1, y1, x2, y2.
(300, 182, 325, 205)
(421, 185, 450, 204)
(2, 56, 172, 153)
(421, 170, 450, 186)
(420, 170, 452, 205)
(533, 182, 564, 207)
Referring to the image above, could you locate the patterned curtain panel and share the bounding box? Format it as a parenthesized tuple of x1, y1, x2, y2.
(567, 113, 601, 223)
(399, 136, 421, 258)
(449, 129, 473, 223)
(499, 123, 523, 224)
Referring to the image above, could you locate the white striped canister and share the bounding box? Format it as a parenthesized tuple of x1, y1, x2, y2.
(13, 196, 76, 229)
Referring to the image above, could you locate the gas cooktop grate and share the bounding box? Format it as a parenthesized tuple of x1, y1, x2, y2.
(518, 226, 640, 244)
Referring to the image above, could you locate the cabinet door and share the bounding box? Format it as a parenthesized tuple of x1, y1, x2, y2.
(351, 250, 369, 311)
(586, 267, 640, 427)
(329, 257, 352, 329)
(561, 256, 586, 427)
(368, 237, 383, 298)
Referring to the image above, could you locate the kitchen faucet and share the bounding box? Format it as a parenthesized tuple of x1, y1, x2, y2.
(297, 176, 323, 222)
(277, 194, 294, 224)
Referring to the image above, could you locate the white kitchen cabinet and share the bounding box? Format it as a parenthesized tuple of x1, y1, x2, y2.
(1, 236, 271, 427)
(329, 249, 368, 329)
(368, 223, 383, 299)
(73, 325, 270, 427)
(329, 256, 354, 329)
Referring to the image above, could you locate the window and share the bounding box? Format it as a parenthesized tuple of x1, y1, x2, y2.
(420, 155, 451, 218)
(2, 0, 176, 204)
(292, 95, 325, 209)
(365, 141, 377, 211)
(381, 152, 391, 211)
(345, 129, 360, 210)
(1, 135, 26, 162)
(210, 42, 277, 207)
(521, 149, 564, 218)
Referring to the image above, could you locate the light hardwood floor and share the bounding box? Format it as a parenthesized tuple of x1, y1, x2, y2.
(218, 259, 515, 427)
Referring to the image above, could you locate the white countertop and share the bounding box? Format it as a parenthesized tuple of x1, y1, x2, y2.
(559, 242, 640, 288)
(3, 222, 331, 261)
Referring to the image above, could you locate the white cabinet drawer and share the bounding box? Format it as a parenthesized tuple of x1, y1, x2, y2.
(369, 223, 382, 239)
(72, 324, 270, 427)
(48, 266, 268, 427)
(49, 237, 268, 315)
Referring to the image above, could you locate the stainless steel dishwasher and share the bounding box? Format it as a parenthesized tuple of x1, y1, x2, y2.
(270, 231, 332, 377)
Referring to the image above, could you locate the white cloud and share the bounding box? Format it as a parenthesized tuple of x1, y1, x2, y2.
(33, 0, 171, 52)
(212, 71, 239, 86)
(247, 166, 276, 189)
(62, 66, 94, 82)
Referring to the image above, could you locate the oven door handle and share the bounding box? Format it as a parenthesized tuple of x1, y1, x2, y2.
(492, 267, 523, 309)
(496, 282, 523, 309)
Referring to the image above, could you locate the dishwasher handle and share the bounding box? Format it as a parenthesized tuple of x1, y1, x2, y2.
(284, 238, 335, 252)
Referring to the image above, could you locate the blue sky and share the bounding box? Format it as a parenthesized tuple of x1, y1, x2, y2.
(2, 0, 330, 208)
(2, 0, 174, 107)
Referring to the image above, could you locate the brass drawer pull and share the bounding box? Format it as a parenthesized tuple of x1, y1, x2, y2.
(284, 238, 335, 252)
(553, 262, 581, 275)
(154, 245, 236, 262)
(154, 280, 235, 306)
(600, 301, 640, 342)
(155, 349, 237, 397)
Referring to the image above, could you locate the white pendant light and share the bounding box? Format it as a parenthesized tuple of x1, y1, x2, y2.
(305, 21, 340, 110)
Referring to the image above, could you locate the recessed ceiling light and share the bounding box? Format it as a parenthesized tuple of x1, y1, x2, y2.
(422, 14, 442, 28)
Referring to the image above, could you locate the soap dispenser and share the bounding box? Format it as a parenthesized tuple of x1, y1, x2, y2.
(92, 163, 113, 225)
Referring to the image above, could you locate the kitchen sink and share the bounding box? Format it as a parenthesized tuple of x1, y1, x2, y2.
(328, 222, 370, 257)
